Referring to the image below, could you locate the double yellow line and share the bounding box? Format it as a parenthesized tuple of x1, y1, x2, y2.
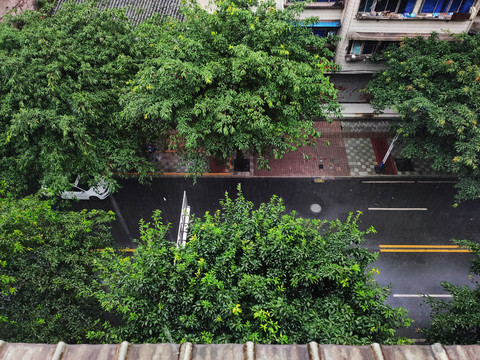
(380, 245, 472, 253)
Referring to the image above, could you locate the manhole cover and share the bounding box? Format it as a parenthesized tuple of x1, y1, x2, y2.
(310, 203, 322, 214)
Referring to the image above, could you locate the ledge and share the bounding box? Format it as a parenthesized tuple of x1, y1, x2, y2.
(347, 31, 457, 41)
(285, 1, 344, 9)
(345, 53, 373, 62)
(356, 12, 471, 21)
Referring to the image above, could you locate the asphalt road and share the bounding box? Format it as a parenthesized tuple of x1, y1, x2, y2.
(70, 177, 480, 340)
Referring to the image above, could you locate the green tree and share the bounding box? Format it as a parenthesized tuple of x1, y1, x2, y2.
(366, 33, 480, 200)
(423, 239, 480, 344)
(0, 182, 114, 343)
(91, 186, 411, 344)
(0, 1, 151, 195)
(122, 0, 341, 173)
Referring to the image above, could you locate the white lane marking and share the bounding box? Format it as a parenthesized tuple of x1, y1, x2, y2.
(393, 294, 453, 298)
(362, 181, 415, 184)
(368, 208, 428, 211)
(417, 180, 457, 184)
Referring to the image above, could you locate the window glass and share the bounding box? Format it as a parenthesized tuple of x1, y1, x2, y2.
(459, 0, 473, 12)
(449, 0, 463, 11)
(421, 0, 437, 12)
(362, 41, 377, 54)
(374, 0, 389, 11)
(312, 28, 338, 37)
(360, 0, 415, 13)
(76, 185, 88, 192)
(296, 0, 341, 2)
(399, 0, 416, 12)
(351, 41, 362, 55)
(422, 0, 472, 12)
(358, 0, 374, 12)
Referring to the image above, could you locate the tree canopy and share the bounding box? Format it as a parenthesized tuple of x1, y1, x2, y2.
(366, 33, 480, 200)
(0, 182, 114, 343)
(122, 0, 340, 172)
(423, 239, 480, 344)
(0, 0, 340, 192)
(0, 1, 150, 195)
(90, 187, 411, 344)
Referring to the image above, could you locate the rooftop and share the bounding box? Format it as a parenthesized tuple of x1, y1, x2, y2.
(55, 0, 183, 25)
(1, 341, 479, 360)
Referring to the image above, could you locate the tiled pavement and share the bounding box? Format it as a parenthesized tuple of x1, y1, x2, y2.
(150, 151, 191, 173)
(343, 138, 378, 177)
(153, 120, 443, 178)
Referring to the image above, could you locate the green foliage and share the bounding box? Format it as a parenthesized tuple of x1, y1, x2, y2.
(91, 186, 411, 344)
(122, 0, 341, 171)
(0, 0, 340, 191)
(0, 182, 114, 343)
(423, 239, 480, 344)
(0, 1, 152, 195)
(366, 33, 480, 200)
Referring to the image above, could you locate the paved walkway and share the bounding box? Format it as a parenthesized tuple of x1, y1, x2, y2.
(153, 120, 443, 178)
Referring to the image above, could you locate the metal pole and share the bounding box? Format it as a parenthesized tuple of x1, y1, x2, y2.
(378, 134, 399, 171)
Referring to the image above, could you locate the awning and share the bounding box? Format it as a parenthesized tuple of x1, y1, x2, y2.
(307, 20, 341, 27)
(348, 32, 455, 41)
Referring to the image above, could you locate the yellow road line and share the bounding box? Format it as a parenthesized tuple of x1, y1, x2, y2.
(380, 249, 472, 253)
(379, 244, 473, 252)
(380, 245, 460, 248)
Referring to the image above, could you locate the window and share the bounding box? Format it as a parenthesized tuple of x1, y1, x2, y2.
(312, 28, 338, 37)
(305, 21, 341, 37)
(358, 0, 416, 13)
(312, 28, 339, 37)
(420, 0, 473, 13)
(346, 41, 397, 61)
(349, 40, 395, 55)
(296, 0, 340, 2)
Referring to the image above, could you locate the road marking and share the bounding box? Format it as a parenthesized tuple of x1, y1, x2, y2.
(392, 294, 453, 298)
(417, 180, 457, 184)
(381, 249, 472, 252)
(92, 248, 134, 252)
(110, 195, 132, 241)
(362, 181, 415, 184)
(379, 244, 472, 253)
(368, 207, 427, 211)
(380, 245, 459, 248)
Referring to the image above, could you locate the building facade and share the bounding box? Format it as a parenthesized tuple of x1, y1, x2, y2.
(274, 0, 480, 73)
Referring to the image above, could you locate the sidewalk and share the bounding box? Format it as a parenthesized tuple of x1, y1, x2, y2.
(153, 120, 442, 178)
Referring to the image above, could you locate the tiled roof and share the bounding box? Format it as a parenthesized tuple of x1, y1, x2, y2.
(1, 341, 480, 360)
(55, 0, 183, 25)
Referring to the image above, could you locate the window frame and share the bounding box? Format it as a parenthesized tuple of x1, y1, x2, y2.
(420, 0, 473, 13)
(358, 0, 416, 13)
(346, 40, 398, 61)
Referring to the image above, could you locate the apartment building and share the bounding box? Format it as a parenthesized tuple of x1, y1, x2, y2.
(51, 0, 480, 74)
(273, 0, 480, 73)
(52, 0, 480, 117)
